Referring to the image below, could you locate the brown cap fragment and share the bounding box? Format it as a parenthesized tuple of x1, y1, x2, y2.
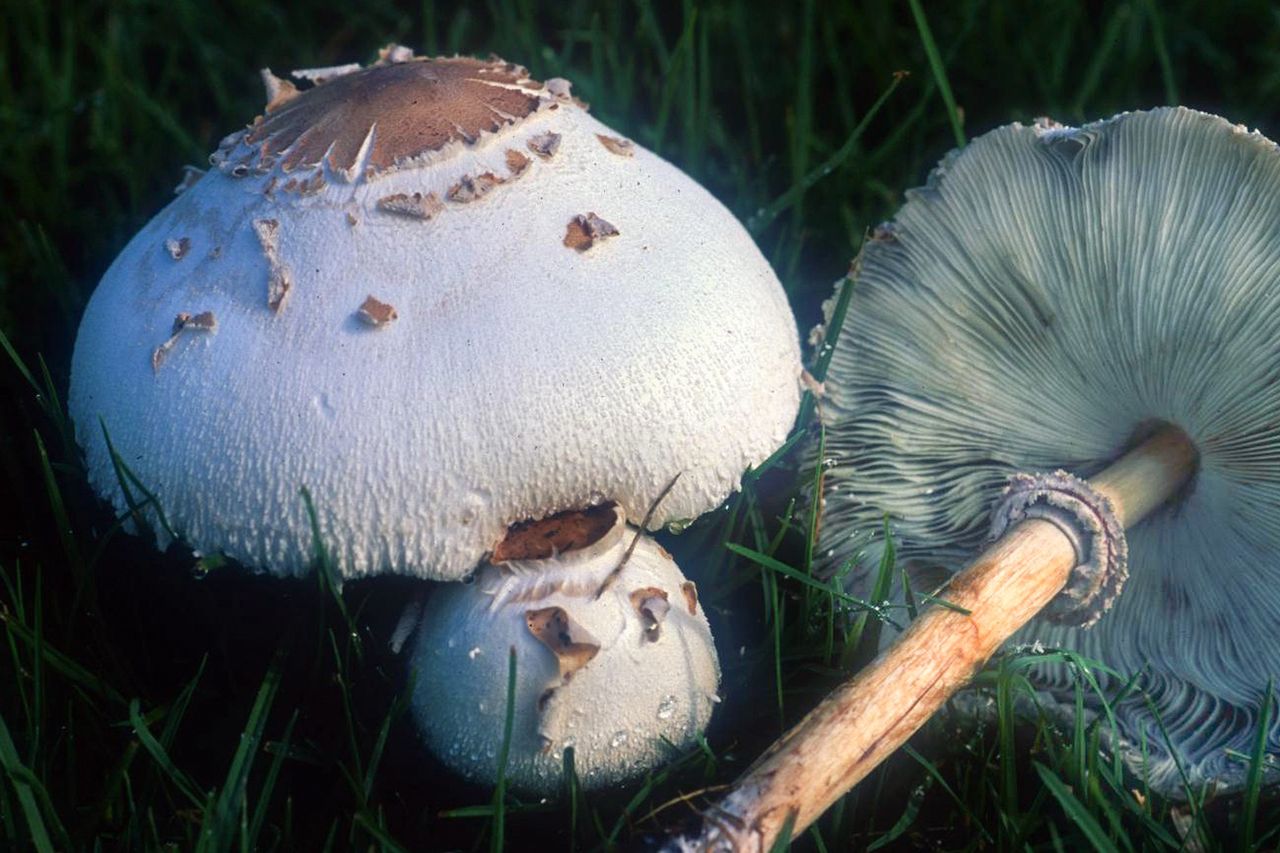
(252, 218, 292, 313)
(596, 134, 634, 157)
(357, 295, 398, 327)
(525, 606, 600, 680)
(563, 213, 619, 252)
(527, 131, 561, 159)
(505, 148, 532, 177)
(151, 311, 217, 372)
(234, 57, 549, 177)
(681, 580, 699, 616)
(446, 172, 504, 203)
(376, 191, 444, 220)
(630, 587, 671, 642)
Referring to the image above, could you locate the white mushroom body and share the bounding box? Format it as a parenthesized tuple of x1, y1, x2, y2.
(411, 506, 719, 793)
(817, 107, 1280, 796)
(68, 53, 802, 581)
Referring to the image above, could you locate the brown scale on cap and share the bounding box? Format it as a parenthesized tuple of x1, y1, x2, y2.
(357, 295, 398, 327)
(376, 191, 444, 220)
(630, 587, 670, 643)
(238, 57, 549, 177)
(252, 218, 293, 313)
(563, 213, 619, 252)
(525, 606, 600, 680)
(504, 148, 532, 177)
(526, 131, 561, 159)
(492, 502, 618, 562)
(446, 171, 504, 203)
(596, 134, 634, 157)
(151, 311, 217, 372)
(681, 580, 699, 616)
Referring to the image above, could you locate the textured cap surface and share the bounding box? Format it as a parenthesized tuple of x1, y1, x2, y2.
(817, 107, 1280, 796)
(69, 50, 802, 581)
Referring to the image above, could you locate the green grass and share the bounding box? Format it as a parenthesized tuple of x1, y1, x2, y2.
(3, 0, 1280, 850)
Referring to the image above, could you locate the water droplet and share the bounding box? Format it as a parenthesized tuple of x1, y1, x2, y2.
(468, 646, 483, 660)
(478, 700, 489, 713)
(656, 695, 677, 720)
(609, 730, 629, 749)
(447, 637, 457, 648)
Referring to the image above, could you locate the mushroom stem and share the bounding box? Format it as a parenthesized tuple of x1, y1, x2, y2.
(1090, 426, 1197, 528)
(676, 426, 1197, 851)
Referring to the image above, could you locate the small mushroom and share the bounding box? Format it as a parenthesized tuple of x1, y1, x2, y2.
(684, 108, 1280, 850)
(411, 505, 719, 793)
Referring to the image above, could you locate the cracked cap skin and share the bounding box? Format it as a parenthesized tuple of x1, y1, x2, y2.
(816, 107, 1280, 798)
(68, 47, 803, 581)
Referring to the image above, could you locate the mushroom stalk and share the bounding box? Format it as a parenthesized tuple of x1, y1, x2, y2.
(677, 427, 1197, 851)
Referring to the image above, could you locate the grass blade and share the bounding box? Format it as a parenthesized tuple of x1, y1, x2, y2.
(0, 707, 65, 853)
(1240, 680, 1275, 850)
(906, 0, 964, 147)
(724, 542, 873, 612)
(490, 646, 518, 853)
(200, 648, 285, 852)
(128, 698, 205, 809)
(750, 72, 904, 233)
(1033, 762, 1119, 853)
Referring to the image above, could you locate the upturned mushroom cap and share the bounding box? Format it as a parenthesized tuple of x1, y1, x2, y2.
(410, 504, 719, 793)
(816, 107, 1280, 796)
(68, 49, 802, 580)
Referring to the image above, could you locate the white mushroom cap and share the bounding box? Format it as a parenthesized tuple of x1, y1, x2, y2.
(68, 52, 802, 580)
(409, 504, 719, 793)
(817, 108, 1280, 796)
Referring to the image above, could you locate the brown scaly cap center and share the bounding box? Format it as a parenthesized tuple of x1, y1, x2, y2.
(238, 56, 547, 177)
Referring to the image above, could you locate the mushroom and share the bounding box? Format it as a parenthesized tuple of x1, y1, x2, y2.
(678, 108, 1280, 849)
(412, 503, 719, 792)
(67, 48, 801, 791)
(68, 48, 801, 582)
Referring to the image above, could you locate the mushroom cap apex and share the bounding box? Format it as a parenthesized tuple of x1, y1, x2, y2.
(216, 53, 570, 181)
